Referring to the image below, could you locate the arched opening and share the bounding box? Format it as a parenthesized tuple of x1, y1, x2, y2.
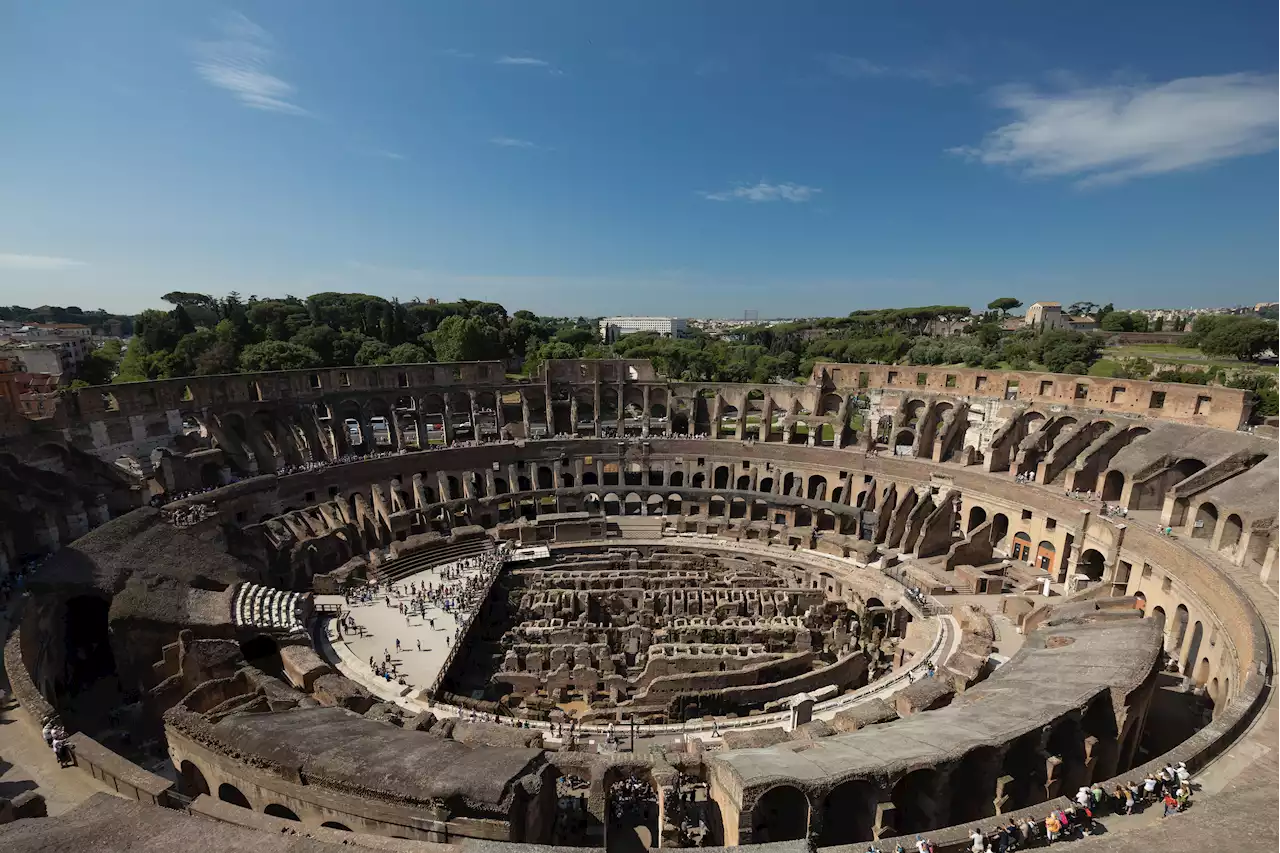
(219, 783, 252, 809)
(1221, 514, 1243, 552)
(713, 466, 730, 489)
(1011, 531, 1032, 562)
(807, 475, 827, 501)
(61, 595, 117, 703)
(1077, 548, 1105, 582)
(537, 467, 554, 490)
(967, 505, 987, 532)
(322, 821, 352, 831)
(1182, 620, 1204, 674)
(1034, 540, 1057, 574)
(1101, 469, 1125, 501)
(818, 780, 876, 846)
(265, 803, 301, 822)
(991, 513, 1009, 548)
(1192, 502, 1218, 539)
(179, 760, 210, 797)
(1148, 604, 1165, 632)
(240, 635, 283, 680)
(1195, 656, 1211, 687)
(891, 769, 940, 835)
(751, 785, 808, 843)
(669, 471, 684, 487)
(949, 747, 1002, 825)
(1170, 605, 1190, 658)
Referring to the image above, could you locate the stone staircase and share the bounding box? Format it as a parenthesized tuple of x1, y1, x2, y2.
(231, 582, 309, 633)
(612, 517, 665, 540)
(372, 537, 495, 585)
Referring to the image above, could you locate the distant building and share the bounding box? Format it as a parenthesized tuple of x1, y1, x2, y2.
(598, 316, 688, 343)
(1025, 302, 1099, 333)
(924, 318, 971, 337)
(0, 342, 75, 378)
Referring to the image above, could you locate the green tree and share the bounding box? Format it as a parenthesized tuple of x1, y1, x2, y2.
(1100, 311, 1134, 332)
(432, 315, 491, 362)
(1192, 315, 1278, 361)
(1153, 316, 1165, 332)
(987, 297, 1023, 317)
(354, 340, 392, 365)
(291, 324, 339, 364)
(238, 341, 323, 372)
(386, 342, 433, 363)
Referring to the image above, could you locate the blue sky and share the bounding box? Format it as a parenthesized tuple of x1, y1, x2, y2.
(1, 1, 1277, 317)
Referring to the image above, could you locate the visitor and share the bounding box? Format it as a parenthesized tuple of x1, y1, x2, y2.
(1176, 784, 1190, 812)
(1162, 790, 1179, 817)
(1044, 812, 1060, 844)
(416, 639, 421, 652)
(1176, 761, 1191, 786)
(970, 828, 985, 852)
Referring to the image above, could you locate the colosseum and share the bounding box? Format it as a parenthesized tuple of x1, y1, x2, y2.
(0, 358, 1274, 852)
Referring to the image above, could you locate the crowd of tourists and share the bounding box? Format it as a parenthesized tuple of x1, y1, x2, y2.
(337, 548, 508, 688)
(40, 717, 75, 767)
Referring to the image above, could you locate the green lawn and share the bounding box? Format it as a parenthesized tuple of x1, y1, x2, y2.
(1102, 345, 1278, 375)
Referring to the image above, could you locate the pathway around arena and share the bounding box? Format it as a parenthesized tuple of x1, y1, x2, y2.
(321, 557, 494, 698)
(0, 605, 115, 815)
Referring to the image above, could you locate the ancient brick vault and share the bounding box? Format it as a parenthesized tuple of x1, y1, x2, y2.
(0, 359, 1274, 853)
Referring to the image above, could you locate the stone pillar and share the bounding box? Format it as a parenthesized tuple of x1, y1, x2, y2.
(872, 801, 896, 841)
(570, 398, 580, 436)
(442, 398, 456, 445)
(592, 380, 602, 436)
(495, 394, 505, 435)
(521, 394, 532, 438)
(469, 391, 480, 443)
(787, 694, 814, 730)
(642, 386, 651, 436)
(615, 384, 625, 436)
(710, 396, 722, 439)
(761, 399, 774, 442)
(993, 775, 1015, 815)
(736, 396, 747, 439)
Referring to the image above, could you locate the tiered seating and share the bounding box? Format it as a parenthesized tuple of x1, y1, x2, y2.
(230, 582, 309, 633)
(373, 537, 495, 585)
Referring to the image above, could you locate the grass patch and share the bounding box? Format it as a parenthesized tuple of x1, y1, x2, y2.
(1089, 359, 1121, 378)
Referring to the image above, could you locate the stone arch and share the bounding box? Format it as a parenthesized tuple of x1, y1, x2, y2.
(179, 760, 210, 797)
(321, 821, 352, 831)
(1077, 548, 1105, 581)
(891, 768, 940, 835)
(264, 803, 300, 821)
(709, 495, 727, 517)
(991, 513, 1009, 548)
(646, 495, 664, 516)
(893, 429, 915, 448)
(967, 505, 987, 532)
(219, 783, 252, 809)
(1149, 605, 1166, 632)
(1193, 502, 1218, 539)
(818, 779, 877, 846)
(624, 492, 644, 516)
(1101, 469, 1125, 501)
(692, 471, 706, 489)
(603, 493, 621, 516)
(751, 785, 809, 843)
(1170, 604, 1190, 657)
(1195, 656, 1211, 687)
(1011, 531, 1032, 562)
(807, 475, 827, 501)
(1221, 514, 1244, 552)
(949, 746, 1002, 825)
(819, 393, 842, 416)
(713, 465, 730, 489)
(758, 476, 773, 494)
(669, 470, 684, 487)
(1035, 540, 1057, 574)
(666, 494, 682, 515)
(730, 496, 747, 519)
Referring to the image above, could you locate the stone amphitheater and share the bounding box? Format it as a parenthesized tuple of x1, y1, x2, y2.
(0, 358, 1274, 853)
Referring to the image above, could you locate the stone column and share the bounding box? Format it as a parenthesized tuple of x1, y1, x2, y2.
(570, 398, 580, 436)
(761, 399, 774, 442)
(442, 398, 456, 445)
(592, 380, 602, 436)
(736, 395, 747, 439)
(642, 386, 651, 436)
(615, 384, 625, 436)
(710, 396, 722, 439)
(469, 391, 480, 442)
(521, 393, 532, 438)
(495, 393, 505, 436)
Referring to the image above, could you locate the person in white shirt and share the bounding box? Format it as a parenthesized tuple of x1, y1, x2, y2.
(970, 829, 985, 853)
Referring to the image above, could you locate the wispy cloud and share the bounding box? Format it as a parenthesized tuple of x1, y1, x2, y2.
(699, 182, 822, 203)
(489, 136, 539, 149)
(370, 149, 406, 161)
(821, 53, 970, 87)
(949, 72, 1279, 187)
(0, 253, 88, 271)
(193, 12, 309, 116)
(496, 56, 549, 67)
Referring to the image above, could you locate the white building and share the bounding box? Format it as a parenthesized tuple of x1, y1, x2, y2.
(598, 316, 688, 343)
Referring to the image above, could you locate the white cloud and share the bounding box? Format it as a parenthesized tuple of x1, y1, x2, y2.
(699, 182, 822, 203)
(371, 149, 406, 160)
(821, 53, 970, 87)
(496, 56, 549, 67)
(193, 12, 309, 116)
(950, 72, 1279, 187)
(0, 253, 87, 271)
(489, 136, 538, 149)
